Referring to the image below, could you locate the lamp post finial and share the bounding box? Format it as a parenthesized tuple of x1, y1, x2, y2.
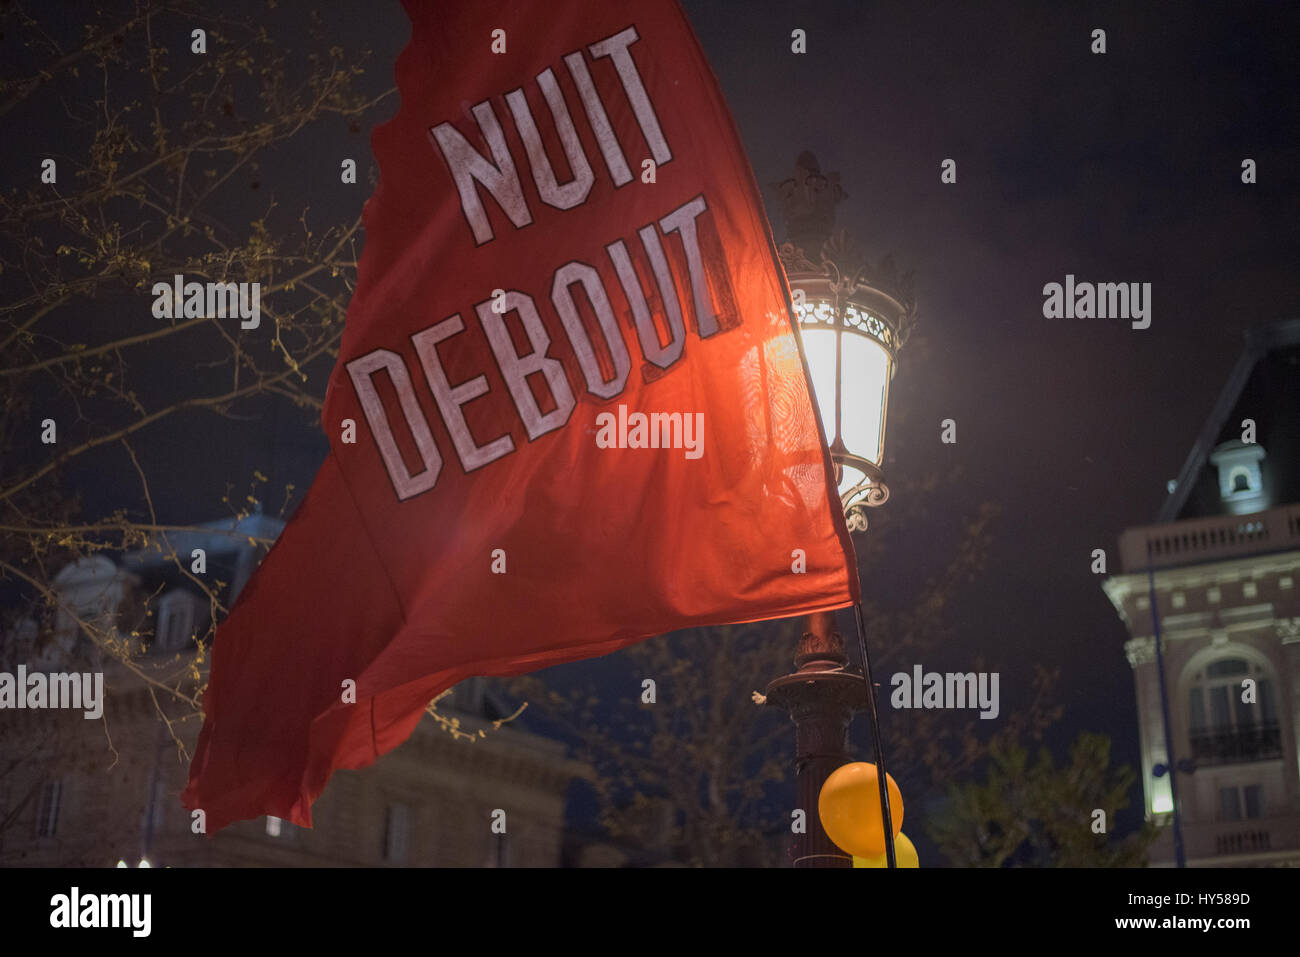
(770, 152, 846, 258)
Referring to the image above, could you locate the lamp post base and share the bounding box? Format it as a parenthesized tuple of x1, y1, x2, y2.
(764, 611, 865, 867)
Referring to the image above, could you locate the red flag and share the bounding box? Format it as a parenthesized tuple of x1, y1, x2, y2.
(183, 0, 858, 832)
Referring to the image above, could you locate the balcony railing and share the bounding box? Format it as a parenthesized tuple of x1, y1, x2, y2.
(1215, 829, 1271, 856)
(1188, 721, 1282, 765)
(1181, 814, 1300, 862)
(1118, 503, 1300, 572)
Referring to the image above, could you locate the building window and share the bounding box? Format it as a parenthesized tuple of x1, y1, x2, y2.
(36, 780, 62, 837)
(1218, 784, 1262, 822)
(156, 590, 199, 651)
(1245, 785, 1262, 818)
(383, 803, 410, 864)
(1208, 440, 1267, 514)
(1187, 657, 1279, 765)
(265, 815, 298, 841)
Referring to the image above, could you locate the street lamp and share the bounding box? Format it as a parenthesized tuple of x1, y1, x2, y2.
(764, 152, 916, 867)
(790, 258, 908, 528)
(774, 154, 914, 531)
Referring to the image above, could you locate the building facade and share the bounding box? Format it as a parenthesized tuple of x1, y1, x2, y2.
(1104, 320, 1300, 866)
(0, 514, 587, 867)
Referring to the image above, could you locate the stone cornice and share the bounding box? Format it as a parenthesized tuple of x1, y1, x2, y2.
(1105, 551, 1300, 599)
(1125, 637, 1156, 668)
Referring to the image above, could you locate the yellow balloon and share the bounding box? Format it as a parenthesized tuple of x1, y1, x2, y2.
(818, 761, 903, 858)
(854, 832, 920, 868)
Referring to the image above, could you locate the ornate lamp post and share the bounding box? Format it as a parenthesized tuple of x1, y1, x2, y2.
(763, 152, 916, 868)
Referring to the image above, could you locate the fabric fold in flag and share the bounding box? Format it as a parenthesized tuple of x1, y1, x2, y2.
(183, 0, 858, 833)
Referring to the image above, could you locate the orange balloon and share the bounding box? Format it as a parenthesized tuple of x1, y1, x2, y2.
(819, 761, 903, 858)
(853, 832, 920, 868)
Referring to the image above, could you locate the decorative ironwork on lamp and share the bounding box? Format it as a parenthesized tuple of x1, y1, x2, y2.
(771, 152, 917, 531)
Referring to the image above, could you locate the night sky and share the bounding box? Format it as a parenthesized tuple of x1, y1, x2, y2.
(11, 0, 1300, 854)
(678, 0, 1300, 789)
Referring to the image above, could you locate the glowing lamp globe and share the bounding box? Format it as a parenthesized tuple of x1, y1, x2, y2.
(771, 154, 914, 531)
(781, 241, 912, 530)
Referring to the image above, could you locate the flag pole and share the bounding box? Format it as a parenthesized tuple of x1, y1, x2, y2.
(851, 602, 897, 868)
